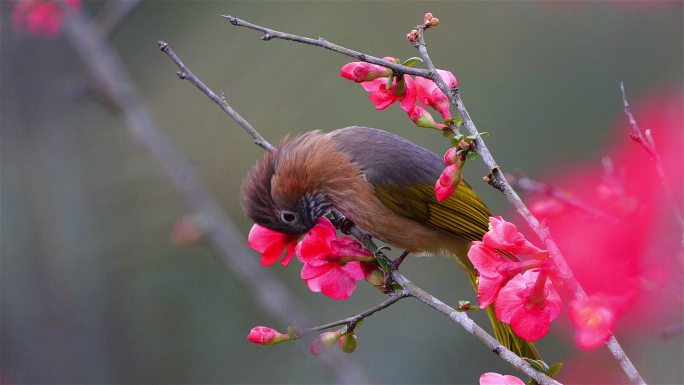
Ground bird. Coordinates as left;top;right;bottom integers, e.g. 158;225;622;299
241;125;540;360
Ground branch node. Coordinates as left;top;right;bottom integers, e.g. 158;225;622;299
176;70;187;80
261;33;273;41
158;40;169;51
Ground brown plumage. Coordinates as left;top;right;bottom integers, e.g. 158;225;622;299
241;126;540;360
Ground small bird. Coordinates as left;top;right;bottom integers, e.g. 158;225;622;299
241;126;540;360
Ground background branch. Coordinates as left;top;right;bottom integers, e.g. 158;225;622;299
60;6;369;384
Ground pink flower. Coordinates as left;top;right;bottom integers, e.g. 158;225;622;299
414;69;458;119
479;372;525;385
12;0;80;38
495;270;562;341
569;295;620;350
296;217;371;300
340;61;391;83
434;162;463;202
468;242;543;308
530;198;565;220
408;104;447;131
247;326;290;345
247;223;298;267
360;74;416;112
484;216;544;255
309;330;342;355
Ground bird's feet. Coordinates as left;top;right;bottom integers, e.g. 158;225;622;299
391;250;410;270
329;209;355;235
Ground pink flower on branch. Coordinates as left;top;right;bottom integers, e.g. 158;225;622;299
12;0;80;38
408;104;447;131
484;215;544;255
247;224;298;267
479;372;525;385
495;270;562;341
296;217;372;300
247;326;291;345
360;75;416;112
414;69;458;119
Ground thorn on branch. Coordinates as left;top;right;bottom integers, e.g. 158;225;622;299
176;70;187;79
484;167;506;192
261;33;273;41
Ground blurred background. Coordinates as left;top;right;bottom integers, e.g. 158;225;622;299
1;1;682;384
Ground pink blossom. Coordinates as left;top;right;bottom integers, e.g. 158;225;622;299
295;217;370;300
414;69;458;119
407;104;447;130
359;75;416;112
495;270;562;341
12;0;80;38
247;223;298;267
247;326;290;345
569;295;620;350
483;216;544;255
434;162;463;202
340;61;391;83
530;198;565;220
443;147;459;165
479;372;526;385
468;242;543;308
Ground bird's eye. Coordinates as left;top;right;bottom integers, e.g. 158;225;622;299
280;211;296;223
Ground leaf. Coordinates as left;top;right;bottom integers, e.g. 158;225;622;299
479;131;492;137
547;362;564;377
385;74;395;90
402;57;424;67
466;151;480;161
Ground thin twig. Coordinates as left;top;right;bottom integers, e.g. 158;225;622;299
60;6;368;384
620;82;684;240
300;291;409;336
158;41;274;152
221;15;431;79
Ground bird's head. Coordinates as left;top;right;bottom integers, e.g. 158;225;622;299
240;133;332;235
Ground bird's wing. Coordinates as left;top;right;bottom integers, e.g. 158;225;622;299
329;126;491;242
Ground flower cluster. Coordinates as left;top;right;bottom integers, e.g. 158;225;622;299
248;217;376;300
340;59;457;131
12;0;80;38
468;216;561;341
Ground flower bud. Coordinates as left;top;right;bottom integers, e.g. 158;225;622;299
443;147;459;165
407;105;447;130
309;330;342;355
247;326;291;345
338;333;358;353
340;61;391;83
424;12;433;20
429;17;440;26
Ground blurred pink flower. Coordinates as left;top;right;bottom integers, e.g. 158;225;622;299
12;0;80;38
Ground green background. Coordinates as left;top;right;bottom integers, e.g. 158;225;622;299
2;1;682;384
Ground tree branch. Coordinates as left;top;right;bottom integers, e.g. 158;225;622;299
158;41;274;152
60;6;368;384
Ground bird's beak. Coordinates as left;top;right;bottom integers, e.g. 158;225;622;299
300;192;330;231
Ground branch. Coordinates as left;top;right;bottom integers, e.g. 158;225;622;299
221;15;431;79
620;82;684;240
60;6;369;384
158;41;274;152
299;291;408;337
